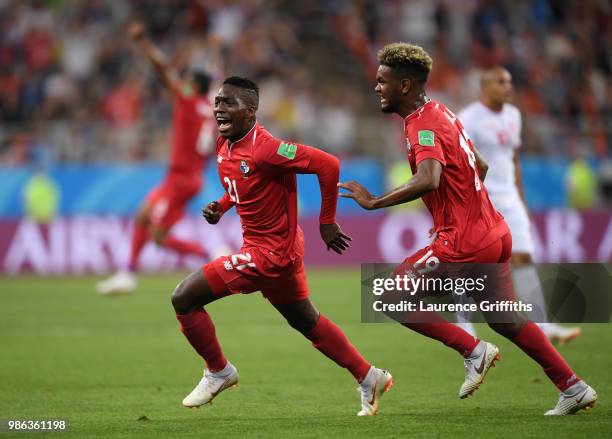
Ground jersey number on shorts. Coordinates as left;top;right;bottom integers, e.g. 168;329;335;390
414;249;440;274
224;177;240;203
231;253;255;270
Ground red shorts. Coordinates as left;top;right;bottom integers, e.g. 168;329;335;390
202;247;309;305
394;232;515;302
403;232;513;265
147;173;201;229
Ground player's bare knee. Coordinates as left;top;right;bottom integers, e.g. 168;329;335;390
152;228;167;246
275;299;319;334
135;204;151;224
135;213;148;225
171;279;191;313
488;321;525;339
172;270;218;313
289;315;318;334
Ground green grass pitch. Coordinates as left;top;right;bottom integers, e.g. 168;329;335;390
1;269;611;438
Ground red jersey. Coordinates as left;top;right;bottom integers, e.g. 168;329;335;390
169;92;215;175
404;99;508;256
216;123;331;266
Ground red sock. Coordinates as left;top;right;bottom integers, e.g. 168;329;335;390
176;309;227;372
162;235;207;258
305;314;371;382
403;311;480;357
512;321;579;391
128;221;149;271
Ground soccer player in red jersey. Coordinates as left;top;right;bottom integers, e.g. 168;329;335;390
339;43;597;415
97;22;217;295
170;76;392;416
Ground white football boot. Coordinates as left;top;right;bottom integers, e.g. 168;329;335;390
182;363;239;408
96;270;137;295
545;381;597;415
357;367;394;416
539;323;581;346
459;341;500;399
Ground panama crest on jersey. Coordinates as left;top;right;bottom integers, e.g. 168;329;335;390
240;160;250;177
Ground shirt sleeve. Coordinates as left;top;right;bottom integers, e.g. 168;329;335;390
256;138;313;172
408;127;446;167
217;192;234;213
257;138;339;224
305;148;340;224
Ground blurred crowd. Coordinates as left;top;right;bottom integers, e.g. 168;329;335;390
0;0;610;166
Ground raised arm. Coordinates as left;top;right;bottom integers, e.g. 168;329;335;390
339;158;442;210
128;21;182;96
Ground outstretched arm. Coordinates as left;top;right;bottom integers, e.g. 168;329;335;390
128;21;182;96
339;158;442;210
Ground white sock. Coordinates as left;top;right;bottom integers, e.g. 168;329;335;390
563;380;586;396
210;362;234;377
467;340;485;359
360;366;376;385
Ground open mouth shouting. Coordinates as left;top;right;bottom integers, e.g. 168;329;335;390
215;115;233;135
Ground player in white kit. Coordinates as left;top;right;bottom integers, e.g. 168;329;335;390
457;67;581;344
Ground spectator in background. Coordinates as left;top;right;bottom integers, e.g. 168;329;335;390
102;74;143;160
0;0;608;184
23;170;60;224
566;156;597;210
